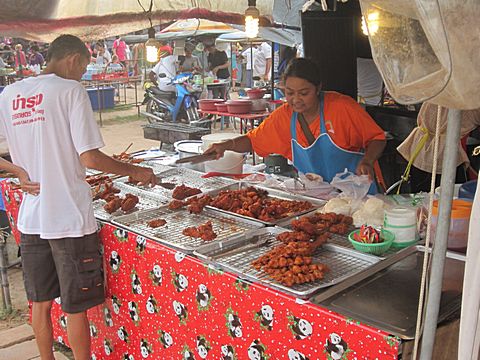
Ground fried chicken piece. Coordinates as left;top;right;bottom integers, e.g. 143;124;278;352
197;221;217;241
182;221;217;241
126;176;141;186
172;184;202;200
121;194;139;212
182;226;199;238
276;231;311;244
186;195;211;214
147;218;167;228
104;196;122;214
168;199;185;210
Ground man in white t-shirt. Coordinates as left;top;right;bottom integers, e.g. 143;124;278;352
148;54;178;92
0;35;155;360
241;46;256;88
253;42;272;81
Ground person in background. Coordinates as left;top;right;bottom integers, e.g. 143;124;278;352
29;45;45;67
148;53;178;92
132;42;145;76
206;43;229;99
204;58;386;194
105;54;124;72
277;46;297;79
241;45;255;88
3;45;15;67
0;34;155;360
112;35;127;67
253;42;272;82
178;43;200;73
94;42;111;66
397;102;480;193
157;41;173;60
14;44;27;69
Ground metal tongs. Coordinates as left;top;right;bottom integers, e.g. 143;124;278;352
292;172;306;190
211;234;270;260
175;153;217;165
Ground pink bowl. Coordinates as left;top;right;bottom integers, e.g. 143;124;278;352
215;102;229;112
199;99;224;111
226;100;252;114
246;88;266;100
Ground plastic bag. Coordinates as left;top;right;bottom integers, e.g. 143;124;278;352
331;169;371;200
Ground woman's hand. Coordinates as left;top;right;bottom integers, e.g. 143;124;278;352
16;168;40;195
356;158;375;181
203;142;229;160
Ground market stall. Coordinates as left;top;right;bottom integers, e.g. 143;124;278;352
1;160;465;359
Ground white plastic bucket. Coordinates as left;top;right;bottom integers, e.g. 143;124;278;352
384;207;419;247
201;133;245;174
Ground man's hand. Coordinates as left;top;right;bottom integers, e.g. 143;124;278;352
16;167;40;195
131;166;157;187
356;158;375;181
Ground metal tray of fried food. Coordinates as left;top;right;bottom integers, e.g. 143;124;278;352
111;205;264;253
278;210;403;258
116;167;235;199
194;227;380;299
203;183;325;226
93;182;169;222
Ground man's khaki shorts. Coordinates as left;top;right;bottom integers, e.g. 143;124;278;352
20;232;105;314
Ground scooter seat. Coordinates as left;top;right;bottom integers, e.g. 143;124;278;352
149;87;175;96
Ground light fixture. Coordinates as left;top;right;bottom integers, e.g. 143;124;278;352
245;0;260;39
145;26;160;63
361;11;380;36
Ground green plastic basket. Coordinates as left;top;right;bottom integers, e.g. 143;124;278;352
348;229;395;255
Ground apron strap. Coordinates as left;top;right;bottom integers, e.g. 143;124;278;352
319;91;326;134
290;112;298;141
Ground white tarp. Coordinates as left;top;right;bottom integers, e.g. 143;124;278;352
217;27;302;47
359;0;480;110
0;0;274;42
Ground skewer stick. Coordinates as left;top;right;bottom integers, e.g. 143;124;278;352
123;142;134;154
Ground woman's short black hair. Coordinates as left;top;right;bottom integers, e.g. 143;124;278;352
46;34;90;63
283;57;322;88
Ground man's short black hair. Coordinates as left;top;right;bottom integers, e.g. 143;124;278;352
46;34;90;63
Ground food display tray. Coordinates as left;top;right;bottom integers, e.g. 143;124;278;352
194;227;380;299
204;183;325;226
111;205;264;253
116;167;235;199
93;182;169;222
278;211;402;258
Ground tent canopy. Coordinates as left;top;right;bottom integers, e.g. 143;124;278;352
217;27;302;47
0;0;274;42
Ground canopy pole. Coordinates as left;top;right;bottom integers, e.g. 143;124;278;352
419;109;461;360
271;42;274;99
250;42;253;87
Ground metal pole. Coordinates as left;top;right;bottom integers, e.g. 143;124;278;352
0;236;12;313
270;42;274;99
250;43;253;88
419;109;462;359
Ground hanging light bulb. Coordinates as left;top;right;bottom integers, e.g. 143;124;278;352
361;11;380;36
245;0;260;39
145;27;160;63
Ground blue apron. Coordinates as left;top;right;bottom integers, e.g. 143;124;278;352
290;92;377;194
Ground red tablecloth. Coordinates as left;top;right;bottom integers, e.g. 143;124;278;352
1;180;400;360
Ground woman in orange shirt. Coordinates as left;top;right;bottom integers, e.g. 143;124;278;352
204;58;386;193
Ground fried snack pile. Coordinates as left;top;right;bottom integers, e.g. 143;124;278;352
251;212;353;287
251;239;329;287
147;218;167;228
210;187;313;222
91;180;121;201
172;184;202;200
167;195;212;214
103;193;139;214
87;174;111;187
182;221;217;241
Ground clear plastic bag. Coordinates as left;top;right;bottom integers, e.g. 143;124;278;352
331;169;371;200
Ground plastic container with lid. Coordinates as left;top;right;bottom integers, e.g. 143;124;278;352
201;133;244;174
384;207;419;247
431;199;472;253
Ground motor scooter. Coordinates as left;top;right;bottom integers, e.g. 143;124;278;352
143;72;204;124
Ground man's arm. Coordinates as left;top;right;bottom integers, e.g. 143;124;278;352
263;58;272;80
80;149;156;186
148;71;158;86
0;158;40;195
